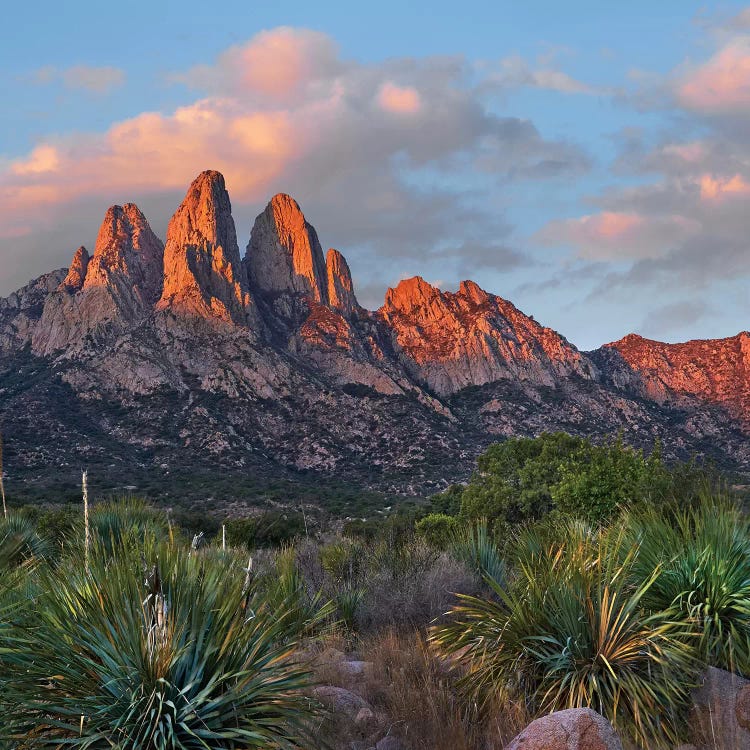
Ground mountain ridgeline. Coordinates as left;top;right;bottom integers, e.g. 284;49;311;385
1;169;749;499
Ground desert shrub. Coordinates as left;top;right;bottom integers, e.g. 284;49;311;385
170;506;221;538
551;438;671;523
416;513;459;547
625;495;750;676
357;541;479;632
341;517;383;541
460;433;589;524
352;631;527;750
2;537;317;748
432;526;696;748
225;511;306;549
429;484;464;516
459;433;676;528
291;535;480;634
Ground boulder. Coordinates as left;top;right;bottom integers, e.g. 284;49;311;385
506;708;622;750
375;737;403;750
691;666;750;749
313;686;373;721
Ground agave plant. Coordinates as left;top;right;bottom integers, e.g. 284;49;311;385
625;495;750;676
2;536;318;748
432;527;696;748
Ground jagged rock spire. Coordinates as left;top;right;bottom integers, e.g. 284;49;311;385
61;246;90;291
84;204;164;308
245;193;328;303
158;170;252;325
326;249;359;315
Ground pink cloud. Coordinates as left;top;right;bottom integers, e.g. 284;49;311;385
172;27;341;102
678;39;750;112
377;82;422;114
699;173;750;200
0;27;479;241
537;211;700;260
661;142;706;163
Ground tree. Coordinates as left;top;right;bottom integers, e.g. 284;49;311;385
460;433;587;524
551;437;671;524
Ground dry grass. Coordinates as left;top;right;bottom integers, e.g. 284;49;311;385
311;630;528;750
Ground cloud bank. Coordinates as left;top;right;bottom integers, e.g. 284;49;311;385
1;27;589;303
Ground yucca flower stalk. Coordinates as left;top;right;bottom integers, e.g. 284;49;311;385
82;469;89;570
0;431;6;519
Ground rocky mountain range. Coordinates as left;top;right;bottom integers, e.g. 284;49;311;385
1;169;749;504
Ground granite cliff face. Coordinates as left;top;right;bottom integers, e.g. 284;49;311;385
380;277;595;397
1;169;749;501
597;332;750;424
31;204;164;356
158;171;254;326
246;193;329;304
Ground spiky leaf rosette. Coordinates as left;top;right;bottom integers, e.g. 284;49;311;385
3;538;317;748
625;494;750;676
431;525;696;748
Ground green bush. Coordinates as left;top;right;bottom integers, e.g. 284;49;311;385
459;434;676;527
551;438;671;523
460;433;589;524
416;513;459;547
225;511;307;549
429;484;464;516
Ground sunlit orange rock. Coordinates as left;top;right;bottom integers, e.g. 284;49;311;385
245;193;328;303
61;246;89;291
605;332;750;422
326;248;360;315
85;203;164;306
33;204;164;354
380;276;595;396
158;170;254;326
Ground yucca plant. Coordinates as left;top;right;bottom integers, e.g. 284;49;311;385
256;546;335;639
2;536;318;748
625;495;750;676
450;520;505;584
89;497;170;555
0;514;50;569
432;527;696;748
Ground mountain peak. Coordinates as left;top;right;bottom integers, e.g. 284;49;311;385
84;202;164;306
383;276;441;313
158;170;252;325
246;193;328;303
458;279;490;304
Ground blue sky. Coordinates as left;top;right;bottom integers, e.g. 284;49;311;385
2;1;750;349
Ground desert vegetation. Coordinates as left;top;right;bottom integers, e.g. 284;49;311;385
0;434;747;748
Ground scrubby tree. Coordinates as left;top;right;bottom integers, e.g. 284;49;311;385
460;432;587;524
